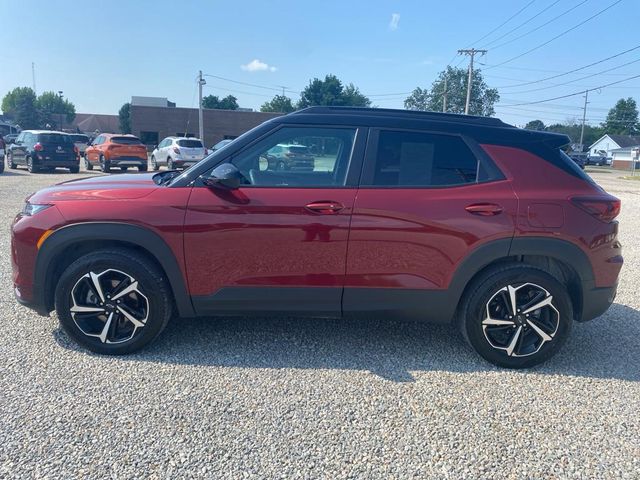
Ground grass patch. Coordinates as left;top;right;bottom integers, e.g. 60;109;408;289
620;175;640;181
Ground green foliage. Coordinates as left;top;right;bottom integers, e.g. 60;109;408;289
118;103;131;134
404;66;499;116
603;97;638;135
36;91;76;128
545;121;604;149
260;95;295;113
202;94;239;110
1;87;39;129
525;119;546;131
298;75;371;108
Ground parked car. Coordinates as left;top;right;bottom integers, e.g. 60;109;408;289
210;138;233;152
6;130;79;173
150;137;207;170
263;143;315;171
11;107;622;368
0;146;4;174
584;155;610;166
4;133;19;144
84;134;148;173
69;134;90;158
569;154;585;169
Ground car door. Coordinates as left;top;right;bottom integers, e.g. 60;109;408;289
87;135;101;164
11;132;27;164
155;138;167;164
343;128;518;319
183;125;365;317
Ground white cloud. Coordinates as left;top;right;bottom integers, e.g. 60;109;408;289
389;13;400;31
241;59;277;72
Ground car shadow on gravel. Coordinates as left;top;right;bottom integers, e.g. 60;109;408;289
53;302;640;382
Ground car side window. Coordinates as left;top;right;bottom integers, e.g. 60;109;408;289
365;130;481;187
15;133;24;143
229;126;357;187
24;133;35;146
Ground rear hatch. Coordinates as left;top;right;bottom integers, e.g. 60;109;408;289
177;139;206;161
109;136;146;158
37;133;75;161
70;134;89;152
286;145;314;168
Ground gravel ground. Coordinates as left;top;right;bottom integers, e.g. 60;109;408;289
0;166;639;479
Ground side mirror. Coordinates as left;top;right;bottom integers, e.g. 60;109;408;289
203;163;242;189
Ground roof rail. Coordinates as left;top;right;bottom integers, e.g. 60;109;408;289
292;106;512;128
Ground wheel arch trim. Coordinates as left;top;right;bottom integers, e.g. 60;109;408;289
35;222;195;317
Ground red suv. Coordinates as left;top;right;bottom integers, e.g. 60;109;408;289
11;107;622;368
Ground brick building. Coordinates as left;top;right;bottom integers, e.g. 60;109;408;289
129;103;282;148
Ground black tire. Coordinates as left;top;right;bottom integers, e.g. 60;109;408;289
167;157;174;170
151;156;159;171
0;156;4;174
84;155;93;171
120;166;128;172
139;164;148;172
27;156;39;173
459;264;572;369
276;161;286;171
69;166;80;174
8;152;17;169
55;250;173;355
100;155;110;173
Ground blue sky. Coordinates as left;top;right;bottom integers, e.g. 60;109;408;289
1;0;639;127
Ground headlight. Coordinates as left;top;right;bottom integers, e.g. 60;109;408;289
22;202;52;216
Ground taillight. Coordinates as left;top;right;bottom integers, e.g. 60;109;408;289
571;196;621;223
173;147;181;154
73;146;79;154
33;142;43;152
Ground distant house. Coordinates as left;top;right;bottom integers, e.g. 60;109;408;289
588;134;640;157
70;113;120;135
610;146;640;170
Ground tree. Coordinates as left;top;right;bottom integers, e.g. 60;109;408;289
260;95;296;113
545;121;604;149
119;103;131;134
298;74;371;108
202;94;239;110
404;66;499;116
1;87;39;129
404;87;430;111
36;91;76;129
603;97;638;135
525;119;546;131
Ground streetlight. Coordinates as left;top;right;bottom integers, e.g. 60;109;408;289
58;91;64;131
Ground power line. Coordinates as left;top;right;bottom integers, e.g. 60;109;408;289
486;0;589;51
499;72;640;106
486;0;623;69
503;57;640;94
492;44;640;88
481;0;563;49
467;0;537;46
202;73;300;94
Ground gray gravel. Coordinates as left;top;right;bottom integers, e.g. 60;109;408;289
0;166;639;479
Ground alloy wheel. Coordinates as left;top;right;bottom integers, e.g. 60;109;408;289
69;269;149;344
482;283;559;357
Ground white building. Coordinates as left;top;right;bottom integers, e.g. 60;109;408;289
610;146;640;170
589;134;640;157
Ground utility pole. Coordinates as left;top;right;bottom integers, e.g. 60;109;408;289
276;85;288;97
442;75;448;112
198;71;206;142
32;62;36;94
579;89;590;152
458;48;487;115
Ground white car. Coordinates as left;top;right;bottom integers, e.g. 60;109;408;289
150;137;207;170
69;134;90;158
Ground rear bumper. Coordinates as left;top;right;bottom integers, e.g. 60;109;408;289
36;156;78;168
110;157;147;166
579;283;617;322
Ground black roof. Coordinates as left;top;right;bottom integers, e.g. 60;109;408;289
607;134;640;148
284;107;569;147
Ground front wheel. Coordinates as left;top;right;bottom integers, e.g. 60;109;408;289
84;155;93;171
55;250;173;355
8;152;17;169
459;265;572;369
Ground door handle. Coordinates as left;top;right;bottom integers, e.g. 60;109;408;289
305;201;344;214
465;203;504;216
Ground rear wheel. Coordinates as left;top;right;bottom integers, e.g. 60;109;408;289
139;164;148;172
459;265;572;369
120;166;128;172
27;156;39;173
100;155;110;173
69;166;79;174
151;155;159;171
167;157;174;170
55;250;173;355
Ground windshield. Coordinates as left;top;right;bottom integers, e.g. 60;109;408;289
177;139;203;148
111;136;143;145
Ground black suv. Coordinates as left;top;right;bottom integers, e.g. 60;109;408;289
7;130;79;173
